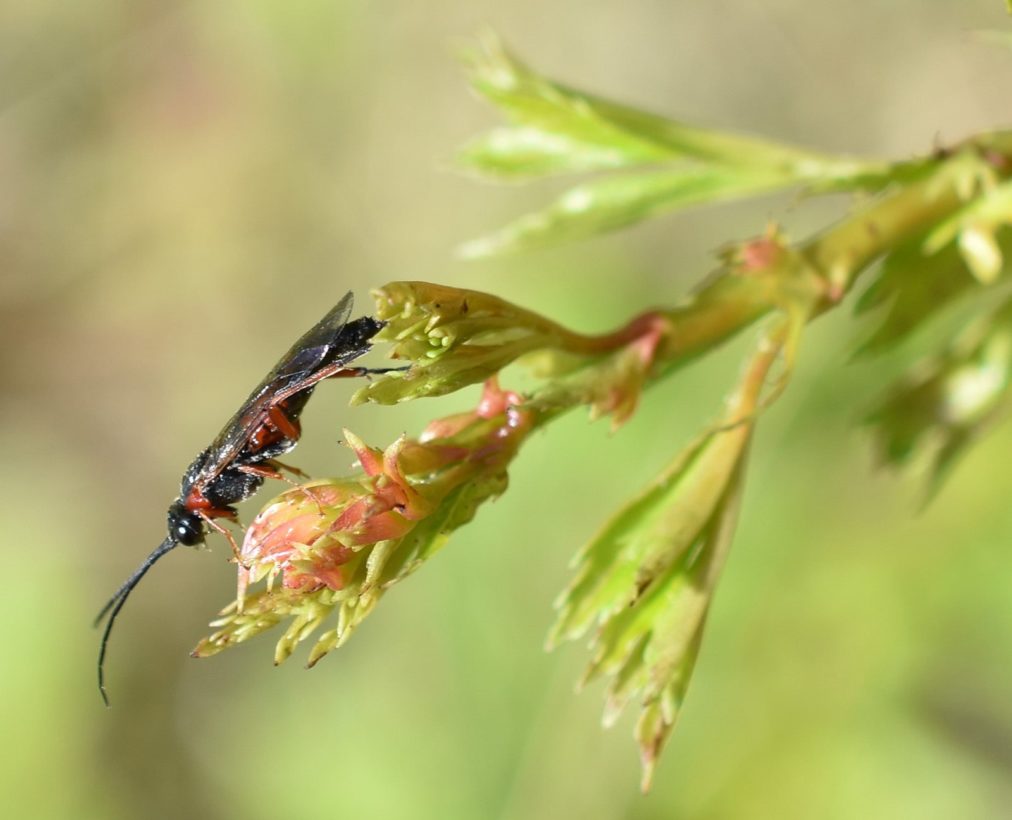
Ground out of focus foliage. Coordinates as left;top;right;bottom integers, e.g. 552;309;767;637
867;296;1012;498
6;3;1012;820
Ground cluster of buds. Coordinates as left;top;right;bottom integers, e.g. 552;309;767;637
193;378;534;665
353;281;591;404
353;280;676;407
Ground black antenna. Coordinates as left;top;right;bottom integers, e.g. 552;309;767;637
94;536;179;706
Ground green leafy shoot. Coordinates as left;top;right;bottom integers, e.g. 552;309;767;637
549;323;786;790
458;33;899;255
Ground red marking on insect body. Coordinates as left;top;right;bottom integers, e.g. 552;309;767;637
185;487;214;511
248;402;303;452
249;423;283;451
184;489;236;521
269;404;301;439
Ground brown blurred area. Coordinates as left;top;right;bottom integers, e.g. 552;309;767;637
2;2;1012;819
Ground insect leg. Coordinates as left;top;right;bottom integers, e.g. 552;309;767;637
271;459;311;480
197;510;245;564
265;405;301;440
237;461;325;516
235;460;310;482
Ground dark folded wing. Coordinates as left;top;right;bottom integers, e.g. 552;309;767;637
191;292;356;488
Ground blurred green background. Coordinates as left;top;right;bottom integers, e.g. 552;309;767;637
3;2;1012;818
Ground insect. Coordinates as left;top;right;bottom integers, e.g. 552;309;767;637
95;292;395;704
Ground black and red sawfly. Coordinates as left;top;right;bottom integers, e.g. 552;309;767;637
94;292;398;704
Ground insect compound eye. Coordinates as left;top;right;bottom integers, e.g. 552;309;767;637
167;502;205;547
175;517;204;546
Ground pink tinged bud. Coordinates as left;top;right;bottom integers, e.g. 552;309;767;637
417;379;533;471
207;373;538;666
343;430;432;521
240;484;354;563
237;483;361;598
418;378;523;441
327;495;415;547
587;316;668;429
469;404;532;462
237;427;450;600
284;541;355;591
631;321;665;365
475;377;522;418
740;239;777;270
343;428;385;476
735;228;787;273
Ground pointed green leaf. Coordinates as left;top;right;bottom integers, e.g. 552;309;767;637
558;438;747;790
463;33;884;182
548;428;734;647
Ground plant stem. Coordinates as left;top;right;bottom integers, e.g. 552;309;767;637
528;150;1010;424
